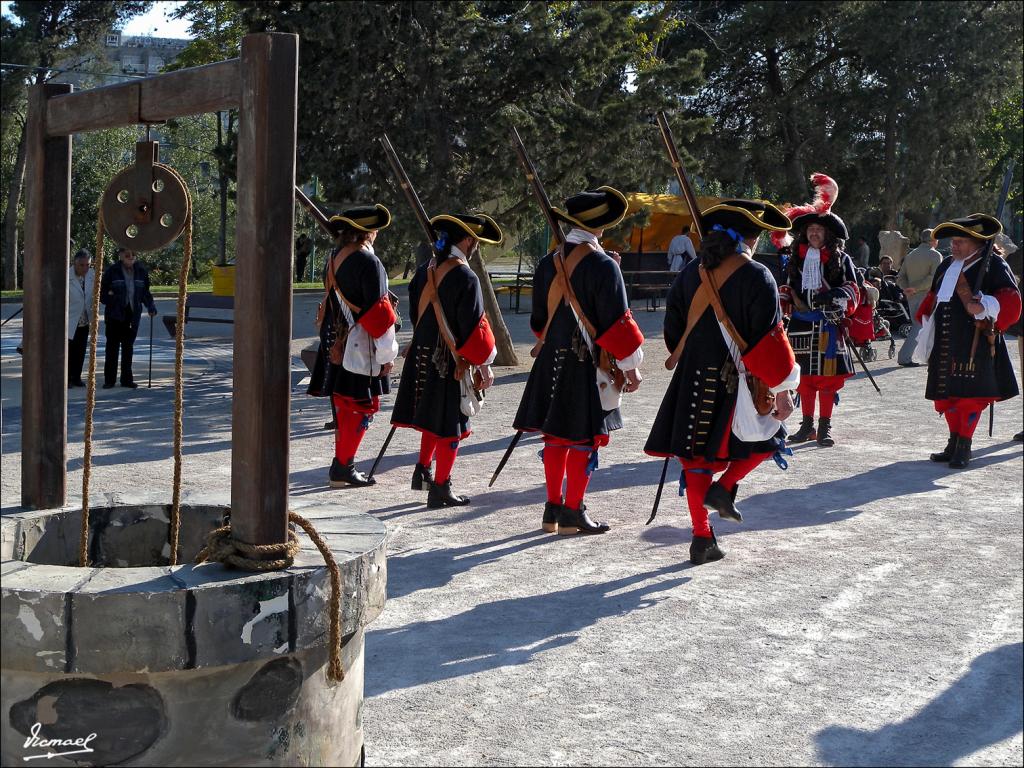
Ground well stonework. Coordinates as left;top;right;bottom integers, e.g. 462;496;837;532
0;492;386;767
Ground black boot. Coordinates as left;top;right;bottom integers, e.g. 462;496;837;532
427;478;470;508
704;481;742;523
411;462;434;491
930;433;959;462
557;503;610;535
690;526;726;565
816;417;835;447
948;436;972;469
789;416;816;444
329;458;376;488
1014;431;1023;443
542;501;561;533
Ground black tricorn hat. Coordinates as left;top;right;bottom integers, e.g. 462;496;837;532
701;199;792;238
430;213;504;245
328;204;392;234
790;210;850;240
552;186;629;230
931;213;1002;241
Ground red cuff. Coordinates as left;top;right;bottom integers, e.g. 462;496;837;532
596;310;644;359
994;286;1022;332
779;285;794;316
916;292;936;323
457;314;496;365
741;322;796;388
358;294;397;338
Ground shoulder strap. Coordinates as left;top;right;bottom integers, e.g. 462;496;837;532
666;254;749;368
702;258;750;352
327;245;362;314
537;244;593;344
416;257;464;328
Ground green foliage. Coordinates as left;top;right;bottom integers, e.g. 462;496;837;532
663;0;1023;240
241;0;708;270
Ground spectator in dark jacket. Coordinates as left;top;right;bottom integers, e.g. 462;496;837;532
100;247;157;388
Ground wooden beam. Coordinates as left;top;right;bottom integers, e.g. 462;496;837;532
22;82;72;509
231;33;299;549
46;59;240;136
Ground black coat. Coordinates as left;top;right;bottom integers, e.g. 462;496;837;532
308;247;392;403
513;248;635;444
100;262;156;324
645;259;785;461
924;255;1020;402
391;258;488;438
783;247;859;379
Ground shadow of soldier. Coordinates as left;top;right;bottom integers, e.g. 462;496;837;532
815;642;1023;766
365;563;690;696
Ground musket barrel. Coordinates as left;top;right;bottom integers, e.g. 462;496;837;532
510;127;565;246
656;111;704;241
379;133;436;246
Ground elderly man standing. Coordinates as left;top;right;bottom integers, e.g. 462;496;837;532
100;247;157;389
67;249;94;388
897;228;942;366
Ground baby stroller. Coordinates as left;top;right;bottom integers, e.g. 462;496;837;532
846;296;892;362
876;276;913;339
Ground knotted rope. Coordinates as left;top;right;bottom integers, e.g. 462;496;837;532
196;511;346;682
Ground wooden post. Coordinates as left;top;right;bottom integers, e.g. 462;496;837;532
230;33;299;548
21;82;72;509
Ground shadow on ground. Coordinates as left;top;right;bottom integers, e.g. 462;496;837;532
365;563;690;696
815;642;1024;766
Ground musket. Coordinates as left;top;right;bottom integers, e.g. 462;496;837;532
379;133;436;246
367;425;396;481
295;186;333;236
648;112;707;525
487;127;566;489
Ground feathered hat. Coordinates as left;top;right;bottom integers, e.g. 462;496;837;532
770;173;848;249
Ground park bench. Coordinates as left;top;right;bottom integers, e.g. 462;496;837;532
162;294;234;336
619;252;675;310
488;270;533;313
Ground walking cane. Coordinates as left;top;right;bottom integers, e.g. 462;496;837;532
148;314;154;388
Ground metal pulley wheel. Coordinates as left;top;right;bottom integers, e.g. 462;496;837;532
100;140;190;252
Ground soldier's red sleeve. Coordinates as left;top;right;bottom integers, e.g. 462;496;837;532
916;291;936;322
994;287;1022;332
357;294;397;338
595;309;644;359
457;314;496;366
741;322;796;389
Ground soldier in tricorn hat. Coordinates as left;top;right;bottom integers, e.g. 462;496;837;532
513;186;645;536
774;173;862;448
645;199;799;565
308;204;399;488
914;213;1021;468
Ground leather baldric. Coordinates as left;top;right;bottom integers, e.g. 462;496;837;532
536;243;595;345
666;253;748;368
325;244;363;315
417;257;470;376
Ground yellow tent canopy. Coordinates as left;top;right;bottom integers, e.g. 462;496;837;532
601;192;723;253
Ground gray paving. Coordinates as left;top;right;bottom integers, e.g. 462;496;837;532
2;294;1022;766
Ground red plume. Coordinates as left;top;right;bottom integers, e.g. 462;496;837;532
770;172;839;249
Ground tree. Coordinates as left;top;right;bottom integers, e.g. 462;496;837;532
241;1;707;364
1;0;151;289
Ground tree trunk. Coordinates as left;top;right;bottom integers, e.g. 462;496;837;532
467;246;519;367
2;121;29;289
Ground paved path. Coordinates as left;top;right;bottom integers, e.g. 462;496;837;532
2;295;1022;766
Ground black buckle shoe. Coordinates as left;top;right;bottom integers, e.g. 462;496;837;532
542;501;561;533
930;433;959;462
789;416;816;444
704;481;742;523
817;417;835;447
1015;431;1024;442
557;503;610;535
690;526;726;565
330;458;376;488
427;479;470;508
411;462;435;491
948;436;972;469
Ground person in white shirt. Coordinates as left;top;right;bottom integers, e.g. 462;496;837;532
667;229;696;272
67;249;95;388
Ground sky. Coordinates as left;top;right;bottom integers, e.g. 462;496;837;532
0;0;194;39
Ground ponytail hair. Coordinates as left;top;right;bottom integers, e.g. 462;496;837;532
699;229;745;270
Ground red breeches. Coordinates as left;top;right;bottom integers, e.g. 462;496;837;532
332;394;380;464
934;397;995;439
797;375;851;418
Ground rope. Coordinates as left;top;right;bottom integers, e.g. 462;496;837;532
196;511;346;682
166;164;192;566
80;212;106;567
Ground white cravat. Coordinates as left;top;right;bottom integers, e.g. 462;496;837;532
801;247;823;291
565;228;606;254
935;259;965;303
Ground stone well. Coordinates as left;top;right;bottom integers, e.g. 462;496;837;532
0;492;386;767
